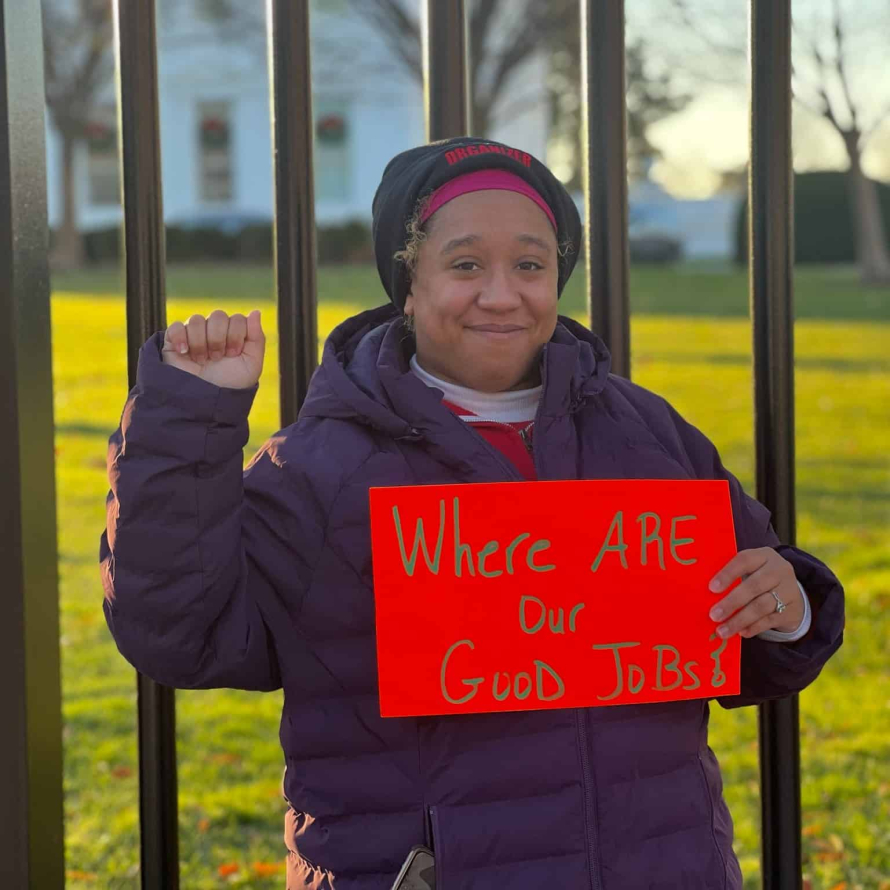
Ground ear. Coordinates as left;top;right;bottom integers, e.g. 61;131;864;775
404;290;416;317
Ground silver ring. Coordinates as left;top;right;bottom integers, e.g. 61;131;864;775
770;589;786;614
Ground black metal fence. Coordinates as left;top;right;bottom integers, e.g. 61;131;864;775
2;0;799;887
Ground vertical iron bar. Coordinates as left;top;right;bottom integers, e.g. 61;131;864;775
423;0;470;140
268;0;318;427
0;1;64;886
580;0;630;378
113;3;180;888
748;2;801;888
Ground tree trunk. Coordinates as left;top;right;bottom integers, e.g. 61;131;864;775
52;130;85;269
842;132;890;285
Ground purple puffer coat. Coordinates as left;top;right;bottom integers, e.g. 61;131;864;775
101;304;844;889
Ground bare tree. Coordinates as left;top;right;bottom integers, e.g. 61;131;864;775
42;0;114;268
158;0;267;56
349;1;693;191
547;21;693;191
347;0;576;136
665;0;890;284
791;0;890;282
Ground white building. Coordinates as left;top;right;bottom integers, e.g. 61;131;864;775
628;162;742;261
45;1;550;235
45;2;742;260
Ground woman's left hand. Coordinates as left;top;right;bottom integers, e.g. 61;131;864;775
708;547;803;638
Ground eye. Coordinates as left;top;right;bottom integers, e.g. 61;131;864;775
453;261;480;272
518;261;544;271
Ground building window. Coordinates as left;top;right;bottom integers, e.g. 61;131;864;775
314;102;351;201
85;108;120;206
198;100;233;203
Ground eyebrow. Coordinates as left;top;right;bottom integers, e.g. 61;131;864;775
439;233;552;255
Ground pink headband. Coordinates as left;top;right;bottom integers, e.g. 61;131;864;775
419;169;557;231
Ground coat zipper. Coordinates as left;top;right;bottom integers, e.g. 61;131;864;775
461;416;535;455
438;359;603;885
428;806;443;885
425;804;435;851
575;711;603;890
531;377;600;890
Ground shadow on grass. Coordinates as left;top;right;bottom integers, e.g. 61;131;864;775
57;422;115;437
635;353;890;373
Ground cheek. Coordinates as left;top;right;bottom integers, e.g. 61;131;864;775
531;289;559;329
416;281;476;325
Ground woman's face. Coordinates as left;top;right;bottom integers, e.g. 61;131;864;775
404;189;560;393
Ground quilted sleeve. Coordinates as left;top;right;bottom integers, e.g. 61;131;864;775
99;332;319;691
661;404;845;709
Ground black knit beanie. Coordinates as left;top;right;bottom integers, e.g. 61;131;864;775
371;136;583;310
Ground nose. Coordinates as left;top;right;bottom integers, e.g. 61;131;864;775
475;263;523;313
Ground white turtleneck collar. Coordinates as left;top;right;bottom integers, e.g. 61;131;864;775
409;355;541;422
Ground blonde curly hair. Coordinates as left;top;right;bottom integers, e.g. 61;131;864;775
392;194;433;279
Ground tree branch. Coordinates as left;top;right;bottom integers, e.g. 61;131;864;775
831;0;859;131
468;0;499;96
668;0;746;59
347;0;421;83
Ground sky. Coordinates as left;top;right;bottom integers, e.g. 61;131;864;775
624;0;890;198
649;87;890;198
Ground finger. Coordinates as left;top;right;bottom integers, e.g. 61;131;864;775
245;309;264;344
163;320;189;355
225;313;247;356
739;613;778;639
715;590;778;639
709;561;783;624
205;309;230;360
186;314;208;364
709;547;772;594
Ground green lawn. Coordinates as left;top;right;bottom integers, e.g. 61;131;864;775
53;263;889;889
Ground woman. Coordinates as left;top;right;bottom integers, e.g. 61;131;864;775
101;136;844;889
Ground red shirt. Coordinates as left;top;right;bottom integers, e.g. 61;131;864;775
442;399;538;481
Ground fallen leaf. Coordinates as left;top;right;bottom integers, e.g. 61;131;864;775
211;752;241;765
252;861;285;876
217;862;239;877
829;883;847;890
197;818;210;833
802;823;824;837
828;833;845;852
66;871;98;881
111;765;132;779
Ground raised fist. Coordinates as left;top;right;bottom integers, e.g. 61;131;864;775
161;309;265;390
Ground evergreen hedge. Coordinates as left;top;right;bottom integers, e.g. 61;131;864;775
734;170;890;264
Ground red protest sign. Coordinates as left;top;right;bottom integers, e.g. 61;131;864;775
369;480;740;718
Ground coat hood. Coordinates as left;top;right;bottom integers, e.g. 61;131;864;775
298;303;613;439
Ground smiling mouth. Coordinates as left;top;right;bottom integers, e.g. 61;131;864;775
468;324;526;334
